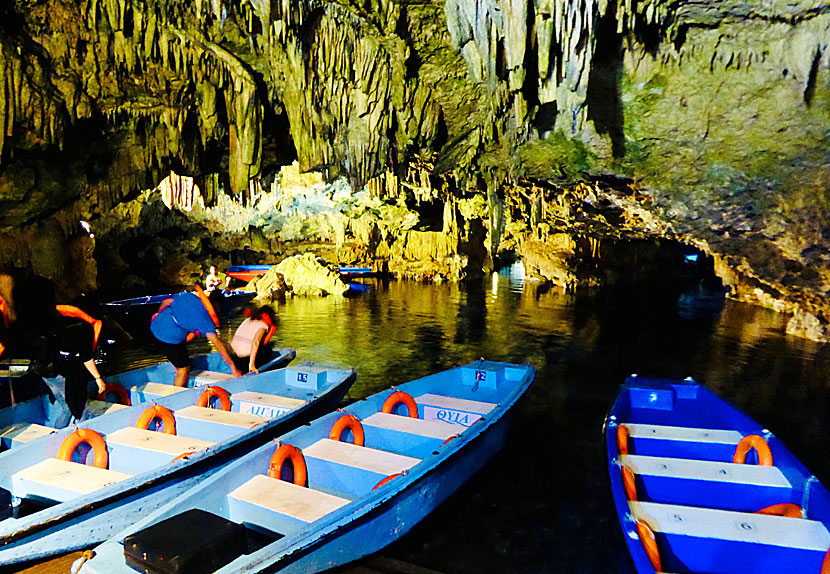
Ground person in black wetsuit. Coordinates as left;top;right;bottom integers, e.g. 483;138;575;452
12;276;107;421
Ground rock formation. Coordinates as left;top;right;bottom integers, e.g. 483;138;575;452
0;0;829;339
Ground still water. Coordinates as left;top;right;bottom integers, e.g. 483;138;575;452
100;265;830;573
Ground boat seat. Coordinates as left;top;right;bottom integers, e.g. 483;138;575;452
12;458;132;502
361;412;459;458
630;500;830;574
85;400;130;417
190;370;233;387
130;382;186;403
303;438;420;497
232;391;305;419
621;454;794;512
174;406;268;442
621;423;744;461
0;422;55;449
228;474;350;534
106;428;215;474
413;393;496;427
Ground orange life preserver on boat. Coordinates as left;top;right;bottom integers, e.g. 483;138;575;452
56;304;102;351
622;466;638;501
196;385;231;411
733;434;773;466
57;428;109;469
635;519;662;573
381;391;418;418
136;405;177;435
822;547;830;574
756;503;803;518
96;382;131;406
267;444;307;486
0;297;9;329
329;414;364;446
372;473;402;490
616;424;630;456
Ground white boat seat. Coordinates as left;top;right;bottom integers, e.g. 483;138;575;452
85;400;130;417
621;454;790;488
190;370;233;387
413;393;496;426
0;422;55;448
175;405;268;428
229;474;349;523
362;412;459;440
232;391;305;418
624;423;743;445
631;500;830;550
304;438;420;476
12;458;132;500
107;427;214;455
130;382;186;397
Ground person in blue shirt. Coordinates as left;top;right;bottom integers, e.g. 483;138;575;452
150;289;242;387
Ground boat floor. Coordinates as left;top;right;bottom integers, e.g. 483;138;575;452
0;551;450;574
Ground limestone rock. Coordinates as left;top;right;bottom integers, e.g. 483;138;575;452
273;253;349;296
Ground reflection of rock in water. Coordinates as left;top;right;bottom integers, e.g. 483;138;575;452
676;282;727;321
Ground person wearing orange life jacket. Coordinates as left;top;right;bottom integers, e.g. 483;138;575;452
12;276;107;421
150;285;242;387
230;305;278;374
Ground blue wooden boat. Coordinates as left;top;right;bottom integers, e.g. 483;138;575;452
0;362;355;565
77;360;535;574
605;375;830;574
102;289;256;316
0;348;296;449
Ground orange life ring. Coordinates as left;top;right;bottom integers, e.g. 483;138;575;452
96;382;131;406
381;391;418;418
822;547;830;574
636;519;662;573
616;424;630;456
57;428;109;469
622;466;638;501
372;473;402;490
196;385;231;411
329;414;365;446
756;503;803;519
267;444;307;486
733;434;773;466
136;405;177;435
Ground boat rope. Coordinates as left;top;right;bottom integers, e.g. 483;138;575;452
70;550;95;574
802;475;819;515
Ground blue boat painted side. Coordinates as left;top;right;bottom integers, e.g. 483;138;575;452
0;348;296;442
79;360;536;574
606;375;830;574
0;362;355;565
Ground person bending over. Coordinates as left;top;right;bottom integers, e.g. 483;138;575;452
151;287;242;386
231;305;278;374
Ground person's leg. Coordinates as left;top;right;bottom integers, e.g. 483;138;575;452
174;365;190;387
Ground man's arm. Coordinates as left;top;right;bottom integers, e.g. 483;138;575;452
206;332;243;377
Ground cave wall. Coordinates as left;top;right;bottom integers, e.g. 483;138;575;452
0;0;829;337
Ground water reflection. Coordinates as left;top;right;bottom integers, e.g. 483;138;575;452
99;267;830;573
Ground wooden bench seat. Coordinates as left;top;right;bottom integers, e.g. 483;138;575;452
232;391;305;419
107;427;214;455
230;474;349;523
621;453;793;512
13;458;132;501
413;393;496;427
304;439;420;476
362;412;459;440
0;422;55;448
620;423;744;461
190;370;233;387
175;406;267;428
130;382;185;403
85;400;130;417
630;500;830;574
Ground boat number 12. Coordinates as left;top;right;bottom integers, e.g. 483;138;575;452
472;370;486;392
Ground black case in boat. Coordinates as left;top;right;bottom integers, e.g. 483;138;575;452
123;509;247;574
